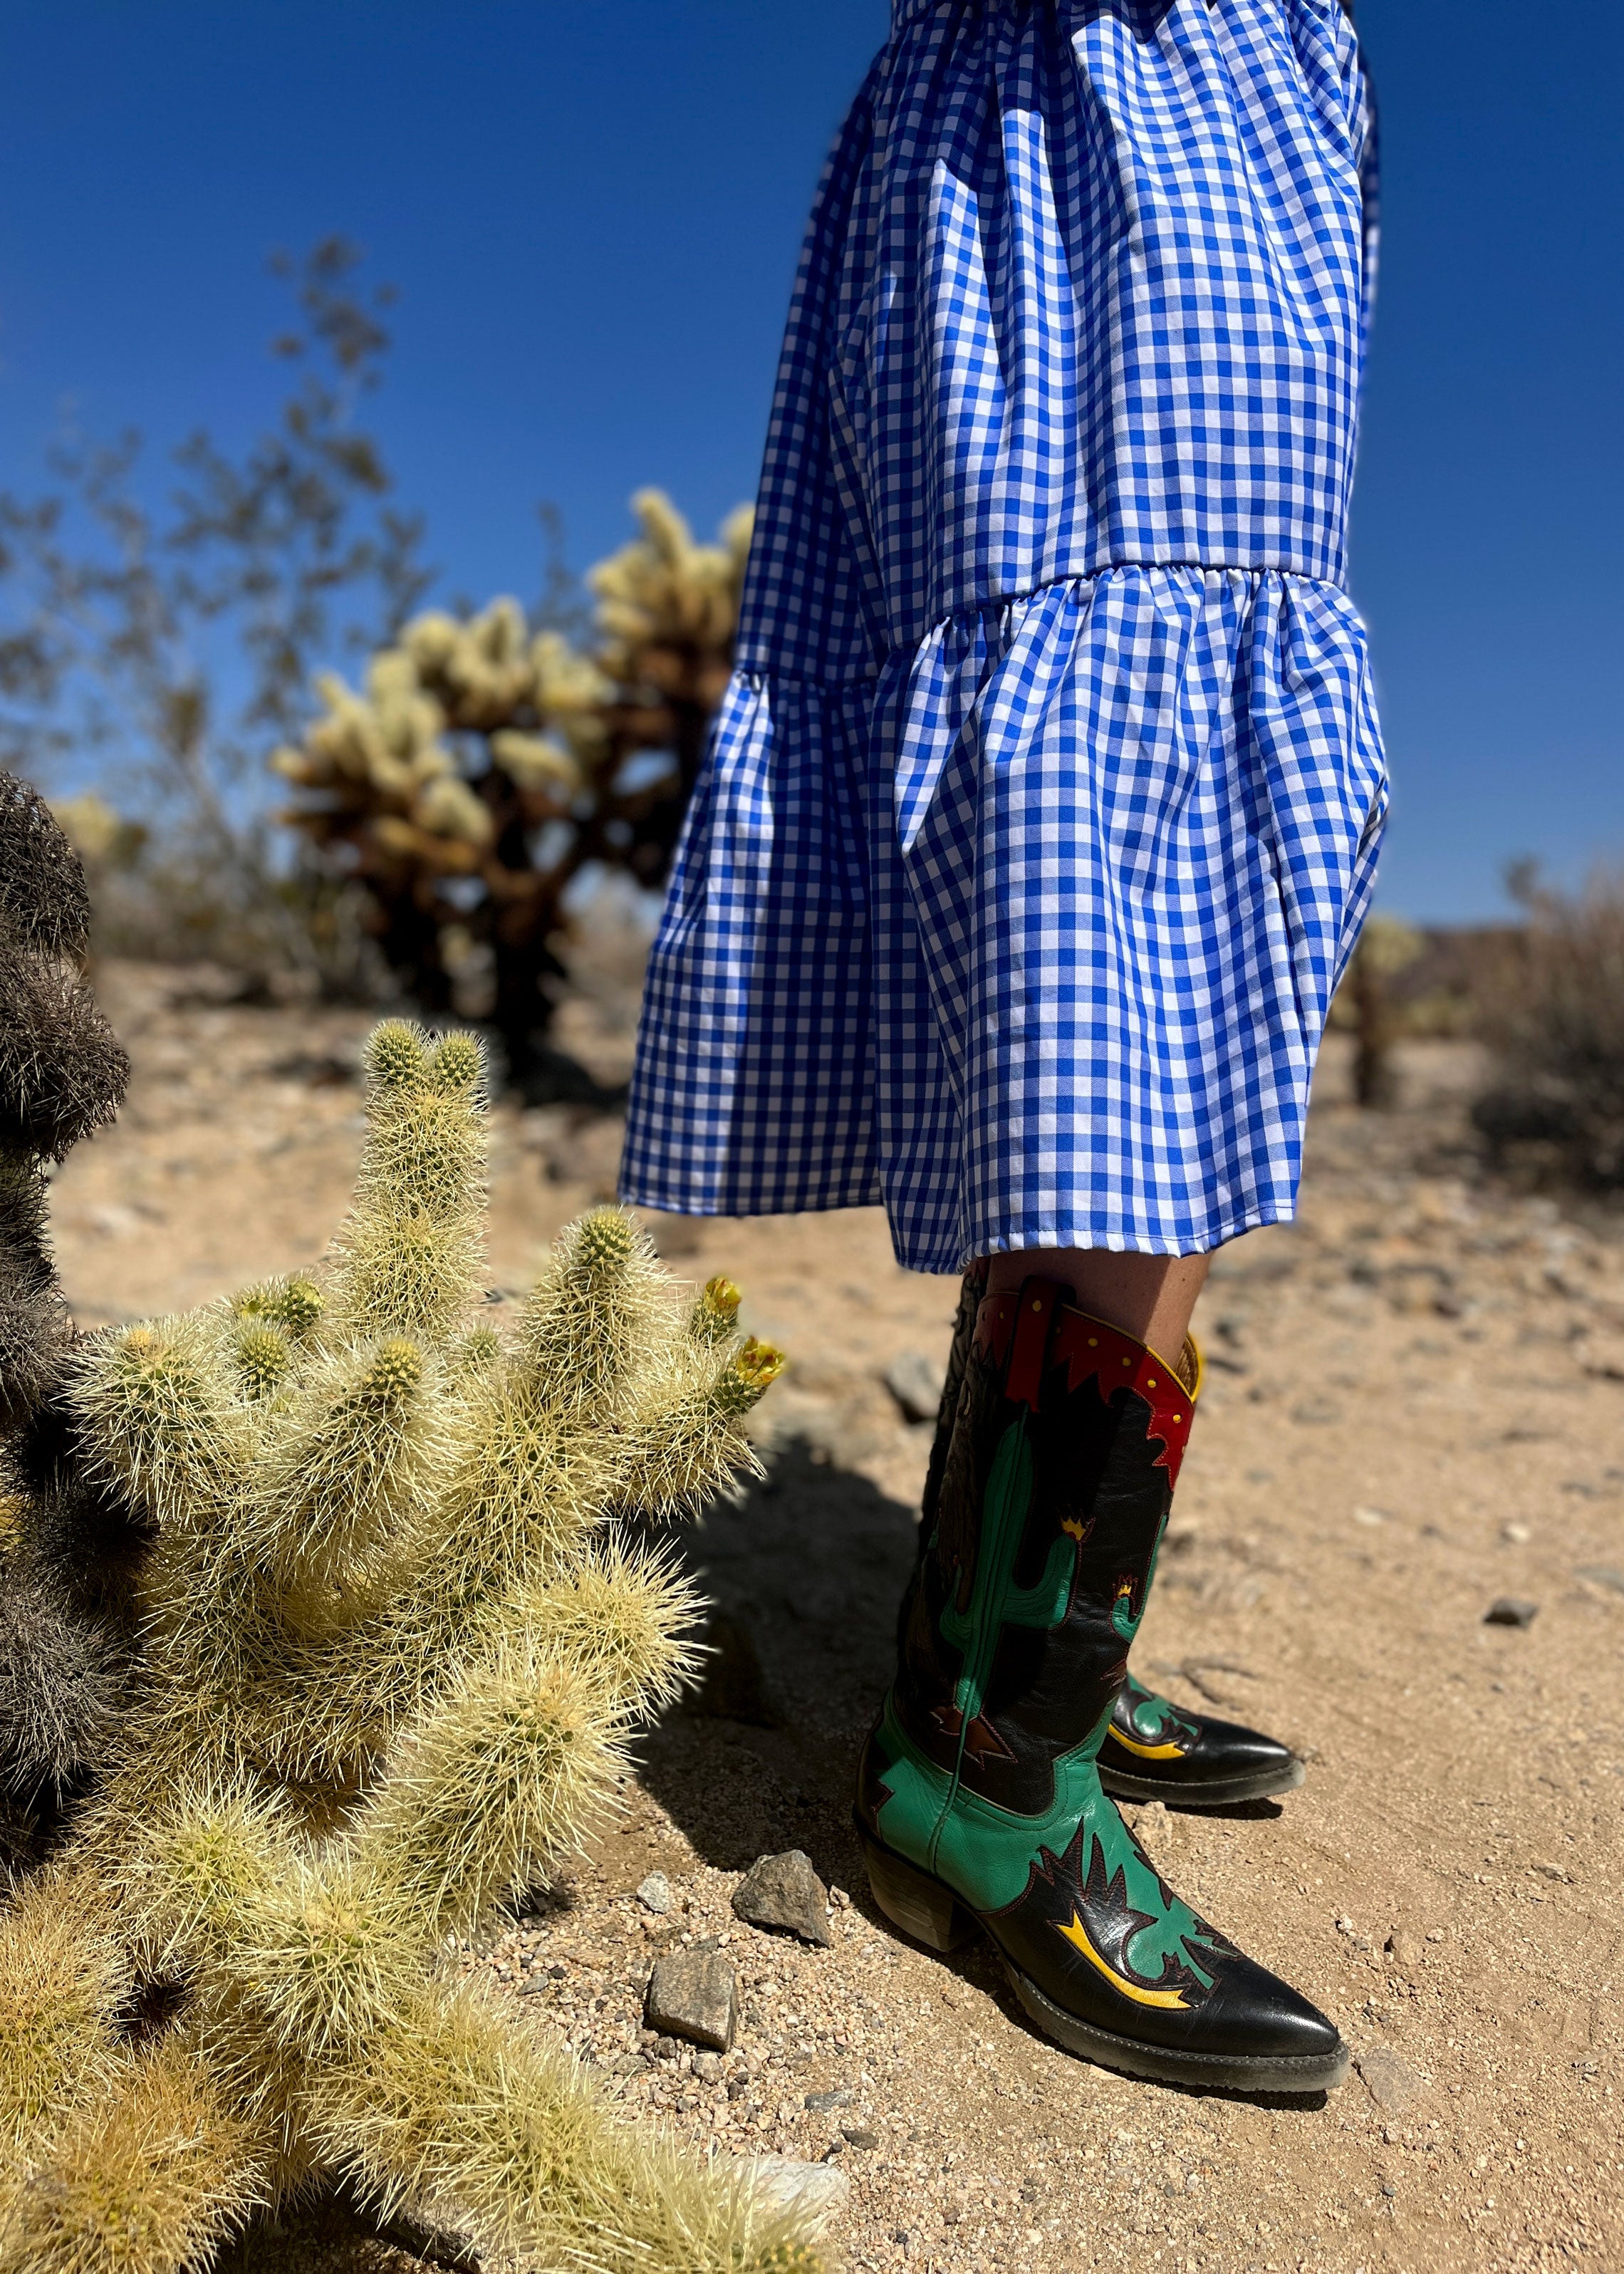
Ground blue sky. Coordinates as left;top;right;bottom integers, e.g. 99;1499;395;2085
1;1;1619;922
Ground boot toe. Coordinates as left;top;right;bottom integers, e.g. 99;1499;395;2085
1205;1953;1345;2070
1191;1718;1296;1781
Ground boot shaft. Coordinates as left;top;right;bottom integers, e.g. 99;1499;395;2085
894;1278;1196;1814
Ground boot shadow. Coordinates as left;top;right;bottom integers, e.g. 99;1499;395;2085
635;1435;919;1879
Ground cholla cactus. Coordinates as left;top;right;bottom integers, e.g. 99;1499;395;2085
271;491;752;1087
0;1019;808;2274
0;774;135;1865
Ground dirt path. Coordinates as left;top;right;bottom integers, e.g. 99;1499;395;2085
48;967;1623;2273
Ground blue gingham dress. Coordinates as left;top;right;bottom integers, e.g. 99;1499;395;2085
621;0;1385;1272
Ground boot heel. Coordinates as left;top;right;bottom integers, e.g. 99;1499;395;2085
860;1832;976;1952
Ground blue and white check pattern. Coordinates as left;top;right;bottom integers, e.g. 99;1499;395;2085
623;0;1386;1272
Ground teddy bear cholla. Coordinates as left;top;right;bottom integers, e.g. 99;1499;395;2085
0;998;820;2274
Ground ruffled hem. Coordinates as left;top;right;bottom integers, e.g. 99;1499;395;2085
622;563;1385;1276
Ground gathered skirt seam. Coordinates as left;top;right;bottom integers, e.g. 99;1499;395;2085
738;562;1351;691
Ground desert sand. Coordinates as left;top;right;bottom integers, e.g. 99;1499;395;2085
46;962;1623;2274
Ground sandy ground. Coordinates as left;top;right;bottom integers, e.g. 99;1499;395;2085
46;963;1624;2274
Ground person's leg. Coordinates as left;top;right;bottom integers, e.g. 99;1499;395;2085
984;1249;1209;1364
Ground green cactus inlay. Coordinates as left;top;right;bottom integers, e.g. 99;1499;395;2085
937;1417;1076;1745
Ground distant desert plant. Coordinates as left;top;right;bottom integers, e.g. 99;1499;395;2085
0;772;137;1874
1335;913;1425;1109
0;242;431;994
271;490;751;1088
0;1014;813;2273
1472;865;1624;1187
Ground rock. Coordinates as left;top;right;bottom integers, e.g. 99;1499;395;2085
1354;2046;1425;2114
644;1949;739;2053
1352;1505;1391;1528
804;2087;852;2113
842;2127;879;2149
635;1871;672;1914
885;1349;946;1425
688;1611;780;1726
693;2050;723;2082
732;1849;833;1947
1385;1931;1422;1968
736;2153;852;2227
1576;1563;1624;1594
1501;1521;1531;1544
1484;1597;1539;1628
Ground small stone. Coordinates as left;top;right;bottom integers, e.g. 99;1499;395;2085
842;2126;879;2149
1425;1928;1446;1943
1576;1564;1624;1594
804;2087;853;2113
1385;1932;1422;1968
732;1850;833;1947
1355;2046;1425;2114
1484;1597;1539;1628
645;1951;739;2054
885;1349;947;1425
1501;1521;1531;1544
689;1611;780;1726
636;1871;672;1914
736;2152;852;2227
1352;1505;1391;1527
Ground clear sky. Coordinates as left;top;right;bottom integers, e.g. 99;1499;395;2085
1;1;1618;922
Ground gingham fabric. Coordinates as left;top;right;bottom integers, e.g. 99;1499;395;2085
621;0;1386;1272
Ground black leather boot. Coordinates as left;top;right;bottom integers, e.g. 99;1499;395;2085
857;1277;1346;2093
920;1265;1304;1809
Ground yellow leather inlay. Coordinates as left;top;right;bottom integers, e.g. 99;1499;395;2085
1054;1912;1190;2009
1110;1728;1189;1762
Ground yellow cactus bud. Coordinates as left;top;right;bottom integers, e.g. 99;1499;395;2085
689;1274;742;1346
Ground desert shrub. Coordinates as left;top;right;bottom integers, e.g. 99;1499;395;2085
1328;914;1425;1109
0;242;431;997
1471;868;1624;1187
271;491;750;1089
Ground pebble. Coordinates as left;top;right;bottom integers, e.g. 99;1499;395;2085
804;2087;852;2113
1484;1597;1539;1628
636;1871;672;1914
1354;2046;1425;2114
732;1849;833;1948
737;2152;853;2226
884;1348;946;1425
644;1948;739;2052
1576;1563;1624;1594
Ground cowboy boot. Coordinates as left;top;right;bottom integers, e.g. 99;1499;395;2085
918;1267;1303;1809
857;1276;1346;2092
